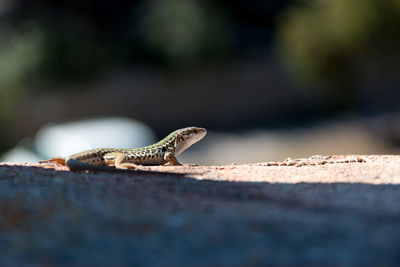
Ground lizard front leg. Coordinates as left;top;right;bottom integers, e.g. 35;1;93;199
104;152;140;170
164;151;182;166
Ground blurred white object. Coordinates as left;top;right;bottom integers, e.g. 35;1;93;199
36;117;156;159
1;147;41;163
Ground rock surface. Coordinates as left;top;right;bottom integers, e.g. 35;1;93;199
1;155;400;265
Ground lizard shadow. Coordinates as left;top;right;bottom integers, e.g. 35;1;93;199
1;164;399;211
2;164;400;220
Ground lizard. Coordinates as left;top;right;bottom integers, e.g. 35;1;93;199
40;126;207;171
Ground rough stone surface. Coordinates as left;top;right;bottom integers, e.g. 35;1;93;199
1;155;400;265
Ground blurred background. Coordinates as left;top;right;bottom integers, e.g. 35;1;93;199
0;0;400;165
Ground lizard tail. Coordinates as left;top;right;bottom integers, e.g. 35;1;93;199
39;157;66;165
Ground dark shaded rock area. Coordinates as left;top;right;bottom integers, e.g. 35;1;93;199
1;155;400;265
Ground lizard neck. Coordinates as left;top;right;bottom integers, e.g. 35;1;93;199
151;130;192;156
145;130;178;152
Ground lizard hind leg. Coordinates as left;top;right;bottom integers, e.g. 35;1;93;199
104;152;140;170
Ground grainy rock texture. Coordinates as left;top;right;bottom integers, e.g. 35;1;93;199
1;155;400;265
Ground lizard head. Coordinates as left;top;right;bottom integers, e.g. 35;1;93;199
174;127;207;155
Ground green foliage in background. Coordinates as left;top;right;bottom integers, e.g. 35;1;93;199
277;0;400;102
0;1;232;151
0;26;45;149
0;0;230;92
0;24;109;149
139;0;230;66
0;24;108;94
0;27;44;90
